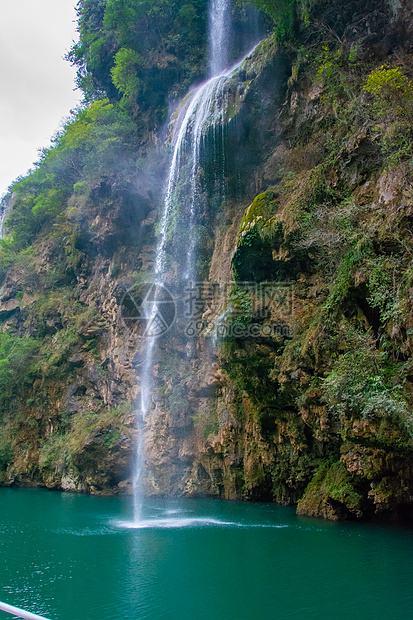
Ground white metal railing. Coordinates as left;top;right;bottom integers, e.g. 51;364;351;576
0;601;51;620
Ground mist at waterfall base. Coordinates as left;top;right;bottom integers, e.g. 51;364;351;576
131;0;264;522
0;488;412;620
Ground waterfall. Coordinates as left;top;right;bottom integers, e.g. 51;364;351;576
0;196;11;240
208;0;231;77
165;71;232;285
0;211;5;240
132;0;252;522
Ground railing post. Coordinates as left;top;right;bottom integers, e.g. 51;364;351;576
0;601;51;620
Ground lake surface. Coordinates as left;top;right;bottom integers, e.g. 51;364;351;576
0;488;412;620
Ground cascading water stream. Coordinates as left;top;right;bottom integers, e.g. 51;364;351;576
0;199;10;240
208;0;231;77
132;0;255;522
166;69;234;284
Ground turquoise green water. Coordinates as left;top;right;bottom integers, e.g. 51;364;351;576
0;489;412;620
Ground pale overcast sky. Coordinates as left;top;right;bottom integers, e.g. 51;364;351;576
0;1;82;198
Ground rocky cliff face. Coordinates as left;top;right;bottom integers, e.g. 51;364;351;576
1;0;413;522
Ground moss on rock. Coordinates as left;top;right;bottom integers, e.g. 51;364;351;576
297;461;364;520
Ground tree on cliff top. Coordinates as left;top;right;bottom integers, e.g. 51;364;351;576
68;0;208;119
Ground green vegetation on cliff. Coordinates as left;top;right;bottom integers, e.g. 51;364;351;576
212;0;413;519
69;0;208;116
